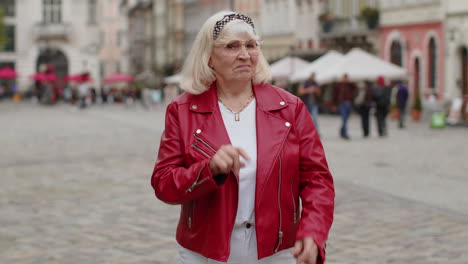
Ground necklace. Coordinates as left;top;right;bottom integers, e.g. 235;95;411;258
218;93;254;121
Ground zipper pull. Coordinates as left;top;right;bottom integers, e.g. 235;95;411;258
274;231;283;252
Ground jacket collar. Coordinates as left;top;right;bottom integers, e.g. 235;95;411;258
189;82;288;113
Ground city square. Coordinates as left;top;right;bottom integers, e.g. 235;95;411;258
0;101;467;264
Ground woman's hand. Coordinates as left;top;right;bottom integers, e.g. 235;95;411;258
209;145;250;176
292;237;318;264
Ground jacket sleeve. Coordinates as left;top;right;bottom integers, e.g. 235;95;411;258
294;99;335;264
151;102;222;205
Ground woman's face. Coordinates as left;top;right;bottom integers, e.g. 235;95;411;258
209;32;259;84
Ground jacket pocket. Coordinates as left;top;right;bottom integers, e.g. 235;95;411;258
187;200;195;229
291;172;298;224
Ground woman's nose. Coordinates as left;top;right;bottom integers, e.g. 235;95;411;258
238;45;250;57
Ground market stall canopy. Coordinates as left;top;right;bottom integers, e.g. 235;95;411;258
103;73;134;83
317;48;408;84
0;67;18;79
269;56;309;81
164;73;181;84
30;72;58;82
64;73;93;83
291;50;344;82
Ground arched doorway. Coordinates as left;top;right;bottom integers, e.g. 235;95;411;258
414;57;421;100
36;48;69;80
390;40;403;66
427;38;437;90
461;47;468;97
461;47;468;121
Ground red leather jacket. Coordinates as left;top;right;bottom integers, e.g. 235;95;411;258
151;82;334;263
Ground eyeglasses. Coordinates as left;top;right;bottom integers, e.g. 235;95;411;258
214;40;260;56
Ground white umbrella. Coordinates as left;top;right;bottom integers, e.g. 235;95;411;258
164;73;181;84
269;56;309;81
291;50;344;82
317;48;408;84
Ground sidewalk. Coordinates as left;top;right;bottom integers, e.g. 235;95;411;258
0;102;467;263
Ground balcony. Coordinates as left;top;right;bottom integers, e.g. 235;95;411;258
33;23;71;41
320;17;378;38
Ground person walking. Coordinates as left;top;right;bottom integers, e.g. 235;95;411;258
151;11;334;264
355;81;373;138
373;76;392;137
298;73;321;134
333;74;356;140
396;80;409;128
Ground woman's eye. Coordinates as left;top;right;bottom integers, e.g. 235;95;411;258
226;44;240;49
246;43;256;49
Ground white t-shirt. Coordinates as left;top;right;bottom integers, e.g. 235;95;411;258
219;98;257;225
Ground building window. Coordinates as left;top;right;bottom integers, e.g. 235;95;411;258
100;62;105;78
390;40;402;67
297;40;302;51
0;25;15;52
334;0;343;17
42;0;62;24
308;39;313;49
116;30;121;47
0;0;15;17
428;37;437;89
115;62;121;73
88;0;97;25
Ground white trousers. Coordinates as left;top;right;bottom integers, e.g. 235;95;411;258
178;224;295;264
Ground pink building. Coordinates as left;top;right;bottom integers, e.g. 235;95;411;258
380;1;444;103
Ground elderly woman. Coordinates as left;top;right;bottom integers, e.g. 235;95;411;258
151;11;334;264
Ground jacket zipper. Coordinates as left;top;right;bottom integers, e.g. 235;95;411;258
291;173;297;224
193;134;217;154
188;201;195;229
274;154;283;253
186;164;207;193
191;144;210;158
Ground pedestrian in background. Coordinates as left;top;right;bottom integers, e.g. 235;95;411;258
373;76;392;137
151;11;334;264
298;73;321;134
333;73;356;140
396;80;409;128
355;80;373;138
77;81;89;109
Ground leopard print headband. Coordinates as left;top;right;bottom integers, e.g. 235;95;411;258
213;13;256;40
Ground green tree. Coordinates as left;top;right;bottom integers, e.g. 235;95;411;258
0;8;6;51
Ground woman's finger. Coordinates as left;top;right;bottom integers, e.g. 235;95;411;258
292;240;303;258
236;147;251;161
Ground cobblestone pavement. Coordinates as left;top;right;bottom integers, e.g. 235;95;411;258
1;101;467;264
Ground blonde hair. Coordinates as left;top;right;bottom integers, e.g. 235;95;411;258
180;11;271;94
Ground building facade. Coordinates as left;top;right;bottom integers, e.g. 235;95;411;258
380;0;444;106
319;0;380;54
444;0;468;121
260;0;296;62
0;0;101;91
99;0;127;79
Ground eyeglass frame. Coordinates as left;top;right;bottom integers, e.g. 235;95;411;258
213;39;262;56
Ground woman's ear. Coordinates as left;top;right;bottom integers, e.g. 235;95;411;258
208;58;213;69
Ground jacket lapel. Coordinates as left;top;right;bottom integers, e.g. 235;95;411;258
254;83;291;200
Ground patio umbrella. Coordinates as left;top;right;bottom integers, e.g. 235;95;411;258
291;50;344;82
269;56;309;81
164;73;181;84
0;67;18;79
103;73;134;83
317;48;408;84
